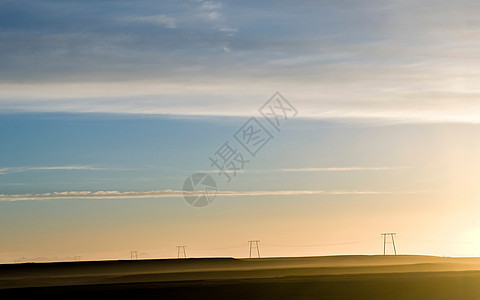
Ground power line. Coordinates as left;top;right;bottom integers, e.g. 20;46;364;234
263;239;375;248
404;237;480;245
190;244;245;251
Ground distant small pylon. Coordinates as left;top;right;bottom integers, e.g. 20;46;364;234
248;240;261;258
381;233;397;255
130;250;139;260
177;246;187;259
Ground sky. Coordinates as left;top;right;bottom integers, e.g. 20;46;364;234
1;0;480;262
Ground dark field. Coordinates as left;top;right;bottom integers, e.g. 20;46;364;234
2;255;480;299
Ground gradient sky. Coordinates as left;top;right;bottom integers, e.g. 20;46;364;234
1;0;480;263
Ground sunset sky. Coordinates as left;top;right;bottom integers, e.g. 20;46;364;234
1;0;480;262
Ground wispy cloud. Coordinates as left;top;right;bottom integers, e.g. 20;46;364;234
218;26;237;33
201;166;413;174
275;167;413;172
0;1;479;123
206;11;222;21
0;189;432;201
120;14;177;28
201;1;223;10
0;165;107;175
198;0;224;21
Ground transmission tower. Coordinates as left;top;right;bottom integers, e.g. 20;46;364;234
381;233;397;255
177;246;187;259
248;240;261;258
130;250;139;260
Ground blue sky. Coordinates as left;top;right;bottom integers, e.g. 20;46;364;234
1;0;480;262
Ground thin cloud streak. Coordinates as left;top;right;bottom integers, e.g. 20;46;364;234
201;166;414;174
120;14;178;29
274;167;413;172
2;80;479;123
0;165;108;175
0;189;433;201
